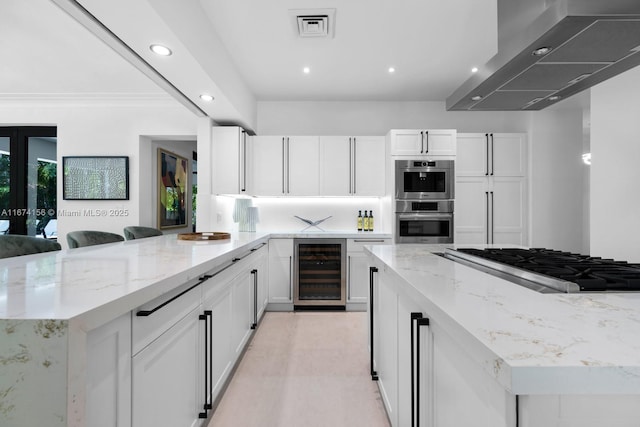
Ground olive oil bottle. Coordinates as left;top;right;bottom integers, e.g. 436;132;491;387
363;210;370;232
369;210;374;232
357;210;363;231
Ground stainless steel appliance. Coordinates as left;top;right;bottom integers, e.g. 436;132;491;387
442;247;640;293
395;159;455;200
294;238;346;308
395;200;454;244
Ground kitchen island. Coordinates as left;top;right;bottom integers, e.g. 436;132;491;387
0;230;390;427
366;244;640;427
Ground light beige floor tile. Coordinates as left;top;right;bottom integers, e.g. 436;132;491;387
208;312;390;427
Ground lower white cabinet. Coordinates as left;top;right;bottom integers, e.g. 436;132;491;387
86;312;132;427
132;306;203;427
231;268;254;356
347;238;390;310
268;238;293;309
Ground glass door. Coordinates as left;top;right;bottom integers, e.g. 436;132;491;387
0;127;57;237
294;239;346;306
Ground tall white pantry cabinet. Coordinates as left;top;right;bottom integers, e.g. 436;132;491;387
455;133;528;245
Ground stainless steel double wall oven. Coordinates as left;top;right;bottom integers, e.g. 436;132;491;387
394;159;455;243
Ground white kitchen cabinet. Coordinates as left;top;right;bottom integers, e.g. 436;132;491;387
455;176;527;245
455;132;527;245
320;136;386;196
250;135;319;196
86;313;132;427
212;126;249;194
231;268;254;357
456;133;526;177
132;305;203;427
372;263;515;427
388;129;456;157
268;238;293;310
347;238;390;310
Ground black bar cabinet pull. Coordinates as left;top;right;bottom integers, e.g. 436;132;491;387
485;191;490;245
369;266;379;381
490;133;495;176
136;276;209;317
490;191;495;245
485;133;490;176
420;131;424;153
198;310;212;418
411;312;430;427
425;131;429;153
251;269;258;329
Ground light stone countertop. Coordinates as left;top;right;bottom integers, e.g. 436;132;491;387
366;243;640;395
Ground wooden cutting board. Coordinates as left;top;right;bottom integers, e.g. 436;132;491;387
177;232;231;241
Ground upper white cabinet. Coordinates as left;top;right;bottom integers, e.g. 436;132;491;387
456;133;526;177
212;126;249;194
388;129;456;156
320;136;385;196
251;136;319;196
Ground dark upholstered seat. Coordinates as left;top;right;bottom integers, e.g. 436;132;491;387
0;235;62;259
123;226;163;240
66;230;124;249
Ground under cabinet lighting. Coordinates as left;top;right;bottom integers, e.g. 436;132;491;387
149;44;172;56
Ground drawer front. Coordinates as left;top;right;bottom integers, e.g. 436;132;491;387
132;278;202;355
347;238;391;253
269;238;293;257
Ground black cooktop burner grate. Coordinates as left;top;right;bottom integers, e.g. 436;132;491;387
455;248;640;291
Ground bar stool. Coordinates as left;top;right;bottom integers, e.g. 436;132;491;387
0;235;62;259
123;226;163;240
66;230;124;248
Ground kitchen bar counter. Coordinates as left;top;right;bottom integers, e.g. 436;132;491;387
366;243;640;395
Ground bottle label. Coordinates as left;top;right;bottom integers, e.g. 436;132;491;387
363;217;369;231
357;217;363;231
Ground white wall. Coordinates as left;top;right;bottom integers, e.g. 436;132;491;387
0;97;198;248
590;65;640;262
529;109;585;253
256;101;533;135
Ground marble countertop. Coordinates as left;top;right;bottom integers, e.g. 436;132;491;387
366;244;640;395
0;231;391;328
0;232;271;328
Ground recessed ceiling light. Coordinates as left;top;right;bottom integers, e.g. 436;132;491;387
532;46;552;56
388;67;396;73
471;95;483;101
303;67;311;74
548;95;561;101
471;67;479;73
150;44;172;56
199;94;214;102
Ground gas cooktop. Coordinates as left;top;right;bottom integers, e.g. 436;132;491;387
443;247;640;293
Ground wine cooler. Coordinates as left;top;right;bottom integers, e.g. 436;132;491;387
294;239;346;309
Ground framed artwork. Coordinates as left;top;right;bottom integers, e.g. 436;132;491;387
62;156;129;200
157;148;188;229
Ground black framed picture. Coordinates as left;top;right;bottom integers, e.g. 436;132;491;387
62;156;129;200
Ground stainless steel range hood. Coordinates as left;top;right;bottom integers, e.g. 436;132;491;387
446;0;640;111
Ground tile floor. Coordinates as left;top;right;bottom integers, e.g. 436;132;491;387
208;311;391;427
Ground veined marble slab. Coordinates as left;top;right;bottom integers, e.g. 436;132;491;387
366;243;640;395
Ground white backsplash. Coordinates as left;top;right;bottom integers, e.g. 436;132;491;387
215;196;387;233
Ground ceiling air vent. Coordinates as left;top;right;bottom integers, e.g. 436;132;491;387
290;9;336;38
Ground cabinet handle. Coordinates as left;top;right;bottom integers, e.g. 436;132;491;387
425;131;429;154
198;310;213;418
282;137;286;194
251;269;258;329
485;191;490;245
349;137;353;194
286;137;291;194
411;312;430;427
485;133;490;176
347;256;351;300
289;256;293;301
353;137;357;194
354;239;386;243
241;130;247;192
490;133;495;176
136;275;210;317
420;131;424;154
369;266;379;381
490;191;495;245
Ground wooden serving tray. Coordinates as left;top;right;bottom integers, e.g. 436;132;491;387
177;232;231;241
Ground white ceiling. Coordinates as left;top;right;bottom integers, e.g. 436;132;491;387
3;0;503;125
